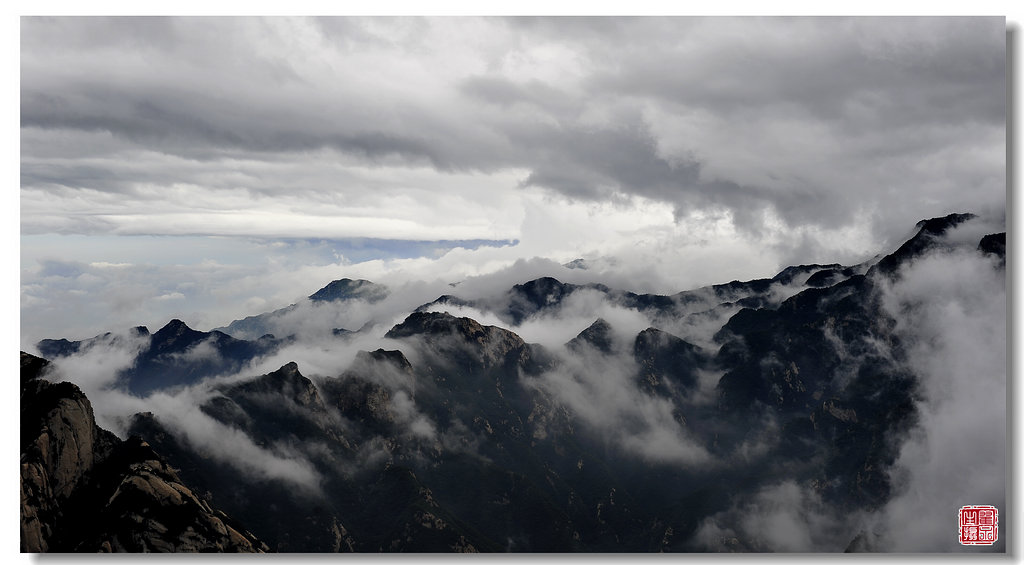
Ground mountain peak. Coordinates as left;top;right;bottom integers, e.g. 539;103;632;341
21;351;50;386
633;327;703;393
351;349;413;374
220;362;323;410
514;276;568;295
149;320;206;354
915;212;976;234
979;232;1006;262
873;212;977;276
567;318;615;354
309;279;389;303
385;311;485;340
506;277;584;324
771;264;844;286
154;318;195;336
385;311;529;372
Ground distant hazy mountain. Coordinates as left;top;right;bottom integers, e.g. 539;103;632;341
214;278;389;340
38;320;280;396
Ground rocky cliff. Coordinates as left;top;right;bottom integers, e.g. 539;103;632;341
20;352;267;553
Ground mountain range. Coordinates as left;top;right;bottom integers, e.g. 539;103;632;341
21;212;1006;552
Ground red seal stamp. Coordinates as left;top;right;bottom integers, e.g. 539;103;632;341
959;505;998;545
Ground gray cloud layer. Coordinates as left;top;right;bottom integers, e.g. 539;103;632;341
20;17;1006;343
22;17;1005;242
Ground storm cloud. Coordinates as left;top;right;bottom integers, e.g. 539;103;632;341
22;17;1004;236
20;17;1005;345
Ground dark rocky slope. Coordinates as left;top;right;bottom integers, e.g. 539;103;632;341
20;352;267;553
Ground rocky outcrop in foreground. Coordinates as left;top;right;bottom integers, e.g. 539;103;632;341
20;352;267;553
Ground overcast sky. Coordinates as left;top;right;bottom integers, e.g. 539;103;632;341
19;16;1006;343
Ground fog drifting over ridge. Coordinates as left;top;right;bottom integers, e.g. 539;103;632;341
20;198;889;348
692;231;1007;552
34;214;1007;552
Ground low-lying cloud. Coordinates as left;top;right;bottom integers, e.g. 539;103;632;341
524;343;712;467
144;389;324;493
29;212;1006;552
43;333;327;494
694;480;865;552
868;246;1006;552
688;222;1006;552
